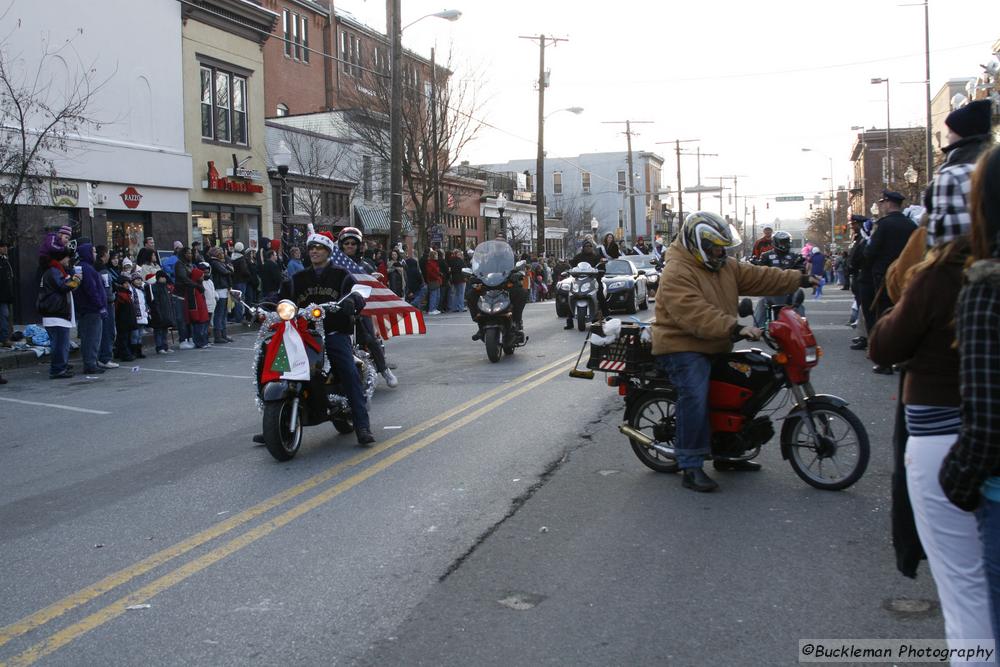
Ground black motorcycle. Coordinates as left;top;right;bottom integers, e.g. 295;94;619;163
246;285;376;461
465;240;528;363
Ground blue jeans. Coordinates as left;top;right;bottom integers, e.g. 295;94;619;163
449;283;466;312
78;312;103;370
192;322;209;348
99;307;116;363
173;297;190;341
656;352;712;469
325;332;370;432
428;286;441;312
408;284;428;309
46;325;70;376
154;328;168;351
979;499;1000;640
212;299;228;337
0;302;10;341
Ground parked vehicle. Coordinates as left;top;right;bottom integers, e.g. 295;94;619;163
578;297;870;490
602;258;649;314
246;286;377;461
465;240;528;362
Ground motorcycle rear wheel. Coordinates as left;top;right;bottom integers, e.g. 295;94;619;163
484;328;502;363
626;391;680;473
332;417;354;434
263;399;303;462
783;402;869;490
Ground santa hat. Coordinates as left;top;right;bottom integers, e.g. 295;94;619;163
306;231;336;254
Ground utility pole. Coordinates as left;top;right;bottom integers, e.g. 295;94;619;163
430;46;439;249
655;139;698;238
692;147;719;208
603;120;652;243
521;34;567;256
388;0;402;249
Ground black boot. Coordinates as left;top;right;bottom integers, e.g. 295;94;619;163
564;319;574;330
471;329;483;341
356;428;375;446
133;344;146;359
849;337;868;350
681;468;719;492
713;459;762;472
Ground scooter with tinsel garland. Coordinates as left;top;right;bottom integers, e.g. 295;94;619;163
245;284;377;461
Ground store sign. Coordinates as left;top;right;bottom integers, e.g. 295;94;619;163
228;153;263;181
204;161;264;194
50;180;79;207
120;186;143;209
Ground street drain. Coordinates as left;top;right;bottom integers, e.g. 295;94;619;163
882;597;938;618
498;592;546;611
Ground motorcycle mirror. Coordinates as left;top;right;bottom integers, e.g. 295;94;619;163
636;269;646;276
348;284;372;300
793;289;805;307
462;267;474;277
738;298;753;318
515;259;526;270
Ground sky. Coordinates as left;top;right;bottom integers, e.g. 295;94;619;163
336;0;998;229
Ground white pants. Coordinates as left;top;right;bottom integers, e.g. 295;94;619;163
906;433;995;665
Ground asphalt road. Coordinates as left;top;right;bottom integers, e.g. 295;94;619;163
0;288;943;666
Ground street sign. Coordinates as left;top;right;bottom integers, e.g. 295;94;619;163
774;196;804;202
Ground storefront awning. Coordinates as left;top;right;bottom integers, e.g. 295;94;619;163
354;205;413;235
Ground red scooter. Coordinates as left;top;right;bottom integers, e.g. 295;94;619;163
582;295;869;490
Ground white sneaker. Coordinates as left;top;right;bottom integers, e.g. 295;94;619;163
156;349;168;355
97;360;120;369
165;348;176;354
382;369;398;388
179;341;195;350
428;310;441;315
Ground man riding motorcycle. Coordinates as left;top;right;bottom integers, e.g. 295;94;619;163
752;230;806;327
563;239;606;330
653;212;818;492
255;231;374;446
467;236;528;341
338;227;398;388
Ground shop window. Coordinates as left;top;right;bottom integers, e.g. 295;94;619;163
552;171;562;195
582;171;591;193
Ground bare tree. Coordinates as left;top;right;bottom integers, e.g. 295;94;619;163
891;128;930;204
805;206;833;247
0;7;111;241
341;48;487;249
275;126;356;228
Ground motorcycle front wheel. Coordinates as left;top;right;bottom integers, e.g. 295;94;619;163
782;401;869;490
576;305;588;332
626;390;680;473
263;399;303;462
484;328;502;362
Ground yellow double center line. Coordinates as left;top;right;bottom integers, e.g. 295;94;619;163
0;352;579;666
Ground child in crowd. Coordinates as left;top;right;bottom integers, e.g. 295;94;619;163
129;272;150;358
113;273;137;361
198;262;217;346
149;270;175;354
187;265;210;349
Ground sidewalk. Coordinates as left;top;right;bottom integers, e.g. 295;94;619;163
0;324;255;372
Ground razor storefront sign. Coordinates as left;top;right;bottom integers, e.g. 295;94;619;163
120;186;143;209
203;161;264;194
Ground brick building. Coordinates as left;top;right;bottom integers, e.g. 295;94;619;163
260;0;332;117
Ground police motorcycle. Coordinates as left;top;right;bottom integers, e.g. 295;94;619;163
752;231;806;330
563;262;602;331
464;240;528;363
575;297;870;490
243;285;377;461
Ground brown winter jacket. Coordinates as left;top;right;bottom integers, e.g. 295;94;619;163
652;239;804;356
868;244;965;407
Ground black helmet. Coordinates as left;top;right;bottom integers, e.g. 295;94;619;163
772;231;792;254
680;211;741;272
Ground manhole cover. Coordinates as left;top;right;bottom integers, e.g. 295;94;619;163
883;598;937;617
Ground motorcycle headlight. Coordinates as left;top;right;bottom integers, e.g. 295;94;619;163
558;282;571;291
606;280;627;290
579;282;593;293
478;293;511;314
805;346;819;363
276;300;298;321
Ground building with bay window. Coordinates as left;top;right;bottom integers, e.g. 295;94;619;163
181;0;277;251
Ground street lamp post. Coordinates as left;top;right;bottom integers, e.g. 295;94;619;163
802;148;835;248
871;77;891;186
388;5;461;251
271;140;292;251
496;192;507;240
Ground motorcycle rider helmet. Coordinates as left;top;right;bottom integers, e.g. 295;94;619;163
680;211;741;272
772;231;792;254
337;226;363;250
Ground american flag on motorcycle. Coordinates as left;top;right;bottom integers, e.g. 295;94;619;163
329;244;426;339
